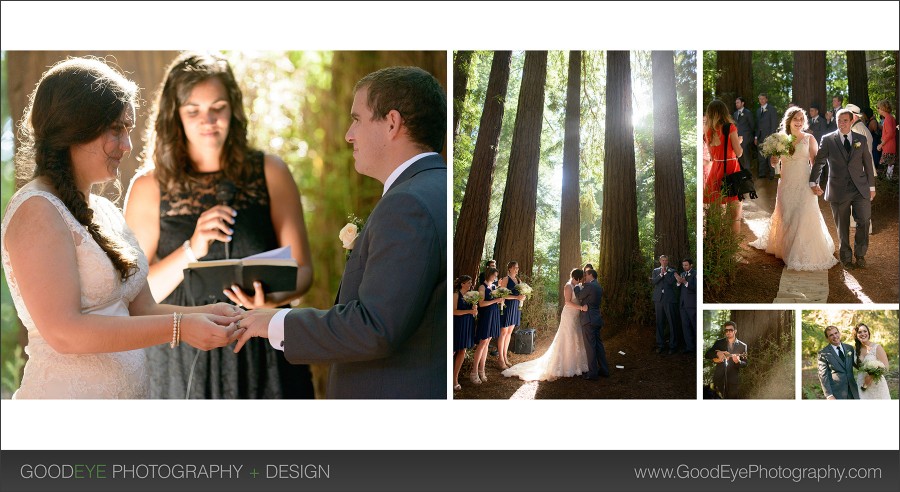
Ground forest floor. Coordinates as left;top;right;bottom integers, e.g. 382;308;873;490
707;174;899;304
800;358;900;400
454;322;696;400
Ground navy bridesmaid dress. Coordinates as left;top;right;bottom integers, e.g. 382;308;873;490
475;283;500;341
501;276;522;328
453;291;475;352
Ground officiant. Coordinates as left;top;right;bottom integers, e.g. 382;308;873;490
124;52;315;399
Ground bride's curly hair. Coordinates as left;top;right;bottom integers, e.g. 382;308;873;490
779;106;809;135
852;323;871;368
15;57;140;281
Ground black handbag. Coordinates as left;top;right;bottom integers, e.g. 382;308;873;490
720;123;758;200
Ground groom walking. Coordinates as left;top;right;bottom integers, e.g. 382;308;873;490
575;269;609;380
810;109;876;269
234;66;447;398
817;326;859;400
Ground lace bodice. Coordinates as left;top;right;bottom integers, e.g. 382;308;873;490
856;343;890;400
1;189;150;398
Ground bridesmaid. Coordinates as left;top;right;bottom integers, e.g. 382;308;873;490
497;261;526;369
472;267;502;384
452;275;477;391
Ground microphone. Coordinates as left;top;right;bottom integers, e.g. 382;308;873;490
215;179;236;260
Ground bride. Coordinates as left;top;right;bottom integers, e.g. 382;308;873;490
502;269;587;382
853;323;891;400
749;107;839;271
1;58;242;399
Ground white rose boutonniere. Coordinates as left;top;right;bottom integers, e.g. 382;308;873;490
339;214;365;251
853;142;861;149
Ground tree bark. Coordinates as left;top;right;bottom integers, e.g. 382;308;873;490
598;51;641;320
730;310;794;350
715;51;753;112
847;51;870;109
453;51;512;280
558;51;582;310
493;51;548;280
651;51;689;266
792;51;827;112
453;51;474;141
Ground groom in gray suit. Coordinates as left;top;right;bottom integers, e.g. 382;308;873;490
810;109;876;269
235;67;447;398
575;269;608;380
817;326;859;399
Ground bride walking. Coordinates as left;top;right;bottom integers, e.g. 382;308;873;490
502;269;588;382
749;107;839;271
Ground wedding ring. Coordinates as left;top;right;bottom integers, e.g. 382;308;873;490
236;319;241;329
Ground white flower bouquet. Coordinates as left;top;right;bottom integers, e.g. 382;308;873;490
514;282;533;308
860;360;886;391
761;133;795;178
492;287;512;314
462;291;483;311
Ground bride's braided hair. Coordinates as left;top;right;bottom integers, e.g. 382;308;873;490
15;58;139;281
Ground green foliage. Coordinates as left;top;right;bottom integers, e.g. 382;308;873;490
743;332;794;399
518;270;562;338
826;50;848;103
702;51;717;109
752;51;793;112
867;50;898;111
702;310;731;386
701;200;741;301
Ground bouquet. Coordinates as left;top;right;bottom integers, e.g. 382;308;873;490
859;360;886;391
492;287;512;314
760;133;795;178
462;291;483;315
514;282;533;308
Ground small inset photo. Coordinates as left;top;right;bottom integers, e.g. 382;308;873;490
703;310;795;399
801;310;898;400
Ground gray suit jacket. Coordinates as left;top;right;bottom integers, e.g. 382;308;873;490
678;268;697;310
808;116;828;144
817;343;860;399
574;280;603;329
756;105;779;144
651;266;677;303
283;154;447;399
733;109;755;139
811;131;876;202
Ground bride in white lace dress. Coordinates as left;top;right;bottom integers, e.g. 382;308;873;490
853;324;891;400
0;58;242;399
749;107;839;271
502;269;588;382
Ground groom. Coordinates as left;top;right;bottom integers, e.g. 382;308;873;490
817;326;859;400
234;67;447;399
810;109;876;269
574;269;609;380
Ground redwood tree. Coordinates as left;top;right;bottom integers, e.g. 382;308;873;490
651;51;688;266
453;51;512;279
715;51;753;111
558;51;582;310
492;51;548;279
792;51;826;111
847;51;870;108
453;50;474;141
598;51;640;320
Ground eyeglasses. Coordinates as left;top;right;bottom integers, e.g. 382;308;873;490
724;328;735;332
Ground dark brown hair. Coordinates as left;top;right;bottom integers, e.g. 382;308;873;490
143;52;252;193
16;57;139;281
355;66;446;153
454;275;473;292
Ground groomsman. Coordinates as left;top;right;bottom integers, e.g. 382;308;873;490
651;255;678;355
826;95;844;132
755;93;779;180
808;104;828;144
824;110;837;133
733;97;755;171
674;259;697;355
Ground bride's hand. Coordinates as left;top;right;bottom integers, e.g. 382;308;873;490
769;156;778;167
206;302;243;317
863;374;873;388
180;313;244;351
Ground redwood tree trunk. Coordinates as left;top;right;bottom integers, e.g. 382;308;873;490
493;51;548;279
453;51;512;280
847;51;870;108
558;51;582;310
730;310;794;350
453;50;474;141
652;51;689;265
792;51;827;112
598;51;641;320
715;51;753;111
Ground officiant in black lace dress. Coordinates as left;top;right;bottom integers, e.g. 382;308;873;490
124;52;314;398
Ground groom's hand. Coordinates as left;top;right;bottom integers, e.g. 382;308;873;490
870;190;876;201
233;309;278;353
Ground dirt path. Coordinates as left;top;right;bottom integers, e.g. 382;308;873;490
454;323;696;400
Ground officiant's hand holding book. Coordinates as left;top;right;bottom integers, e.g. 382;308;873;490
182;246;298;307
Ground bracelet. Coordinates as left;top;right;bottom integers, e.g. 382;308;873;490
170;312;179;349
175;312;183;347
183;240;198;263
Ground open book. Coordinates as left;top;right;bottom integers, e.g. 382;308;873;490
182;246;298;306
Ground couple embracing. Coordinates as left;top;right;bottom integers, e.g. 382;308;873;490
502;268;608;382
